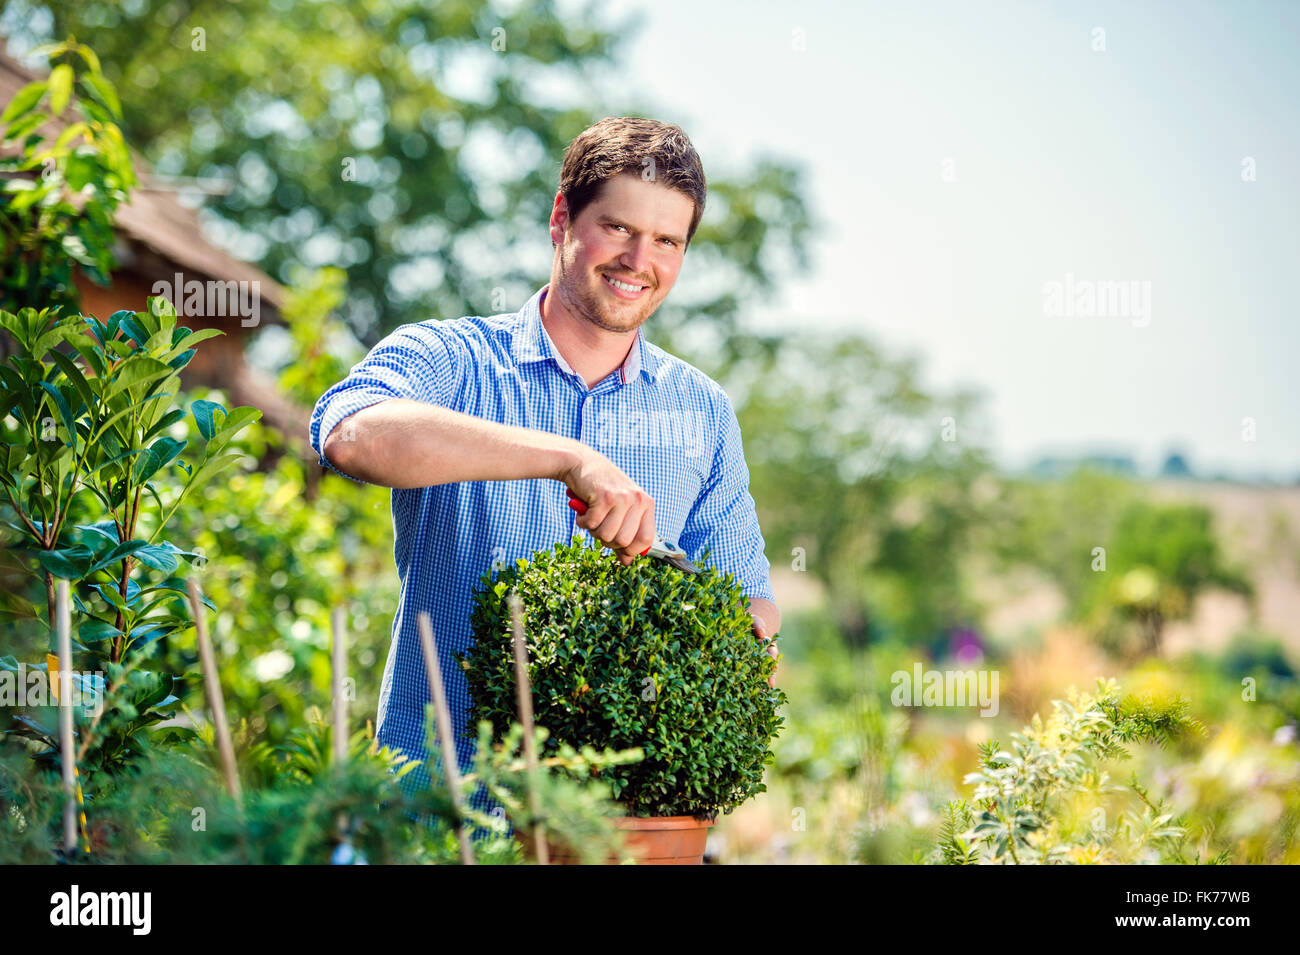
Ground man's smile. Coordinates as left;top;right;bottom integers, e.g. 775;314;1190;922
601;272;649;300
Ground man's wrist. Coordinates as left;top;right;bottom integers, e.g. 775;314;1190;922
551;438;588;484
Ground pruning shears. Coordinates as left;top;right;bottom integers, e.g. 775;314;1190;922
565;488;699;574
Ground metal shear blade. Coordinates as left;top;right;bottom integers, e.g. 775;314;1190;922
645;539;699;575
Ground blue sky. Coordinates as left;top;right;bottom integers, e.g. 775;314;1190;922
577;0;1300;479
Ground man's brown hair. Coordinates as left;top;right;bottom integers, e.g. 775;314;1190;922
557;116;707;248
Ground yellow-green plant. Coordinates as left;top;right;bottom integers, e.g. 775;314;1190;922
930;679;1206;865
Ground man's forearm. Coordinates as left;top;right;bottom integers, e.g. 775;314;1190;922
322;398;585;489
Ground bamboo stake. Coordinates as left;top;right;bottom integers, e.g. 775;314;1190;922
416;612;475;865
187;578;241;803
331;606;348;765
508;591;547;865
55;579;77;855
331;606;353;861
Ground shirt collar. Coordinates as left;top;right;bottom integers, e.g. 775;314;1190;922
511;283;660;384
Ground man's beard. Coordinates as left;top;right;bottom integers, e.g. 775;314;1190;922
556;245;652;333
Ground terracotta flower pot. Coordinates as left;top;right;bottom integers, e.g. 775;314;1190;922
522;814;716;865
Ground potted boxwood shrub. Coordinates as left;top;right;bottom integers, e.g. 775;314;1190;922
462;536;786;864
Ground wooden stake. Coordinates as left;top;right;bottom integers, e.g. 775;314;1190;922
331;605;351;861
416;612;475;865
508;591;547;864
331;606;348;766
188;578;241;802
55;580;77;855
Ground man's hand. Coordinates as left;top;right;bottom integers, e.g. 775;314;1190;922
561;446;657;566
748;596;781;688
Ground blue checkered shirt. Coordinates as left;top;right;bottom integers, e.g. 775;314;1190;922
309;283;774;814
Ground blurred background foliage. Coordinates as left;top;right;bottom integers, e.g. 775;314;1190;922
5;0;813;363
1;1;1297;864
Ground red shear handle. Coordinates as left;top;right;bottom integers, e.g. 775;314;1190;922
566;488;651;556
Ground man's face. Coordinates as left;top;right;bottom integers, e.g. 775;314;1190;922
550;172;694;333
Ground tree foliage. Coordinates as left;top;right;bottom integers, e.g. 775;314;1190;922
17;0;812;358
735;333;994;646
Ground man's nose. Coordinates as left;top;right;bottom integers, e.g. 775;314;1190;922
618;237;655;283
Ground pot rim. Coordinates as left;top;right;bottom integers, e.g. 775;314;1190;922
613;814;716;831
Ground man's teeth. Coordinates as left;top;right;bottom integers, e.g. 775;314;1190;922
604;275;645;293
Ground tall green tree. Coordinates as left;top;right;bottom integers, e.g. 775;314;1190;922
983;470;1255;656
1081;500;1254;655
736;333;994;646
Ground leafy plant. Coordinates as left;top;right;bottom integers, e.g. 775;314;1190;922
454;718;644;864
929;679;1206;864
0;298;259;791
462;536;786;820
0;706;644;865
0;37;134;316
158;267;401;747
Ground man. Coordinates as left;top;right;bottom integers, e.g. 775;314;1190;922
309;116;781;806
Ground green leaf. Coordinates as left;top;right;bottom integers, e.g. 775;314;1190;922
81;315;106;346
47;64;73;115
37;544;95;580
37;380;76;449
191;399;226;441
104;357;173;400
92;583;129;613
0;81;46;125
6;182;48;213
46;347;95;412
171;327;223;351
143;407;186;441
75;521;120;544
79;70;122;119
84;539;153;577
132;435;186;484
150;576;216;611
118;315;150;348
132;542;180;574
78;618;124;645
215;405;261;436
146;296;176;321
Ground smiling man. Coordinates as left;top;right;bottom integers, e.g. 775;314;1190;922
309;116;780;803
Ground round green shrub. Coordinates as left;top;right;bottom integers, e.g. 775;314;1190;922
462;536;786;820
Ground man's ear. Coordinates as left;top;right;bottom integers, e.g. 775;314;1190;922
549;191;571;247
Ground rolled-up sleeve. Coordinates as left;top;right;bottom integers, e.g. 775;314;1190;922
679;387;774;602
309;322;466;484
